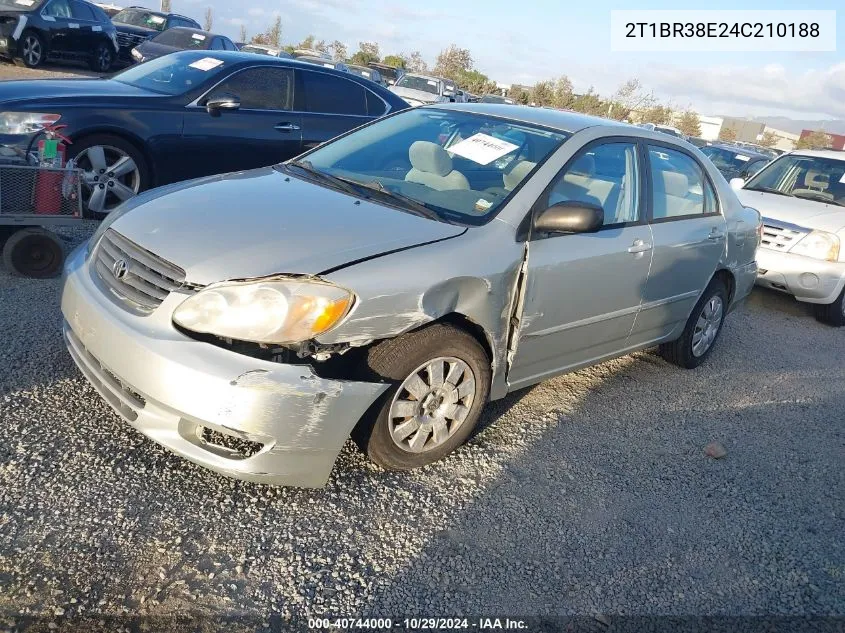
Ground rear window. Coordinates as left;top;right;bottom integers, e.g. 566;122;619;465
112;8;167;30
303;71;367;116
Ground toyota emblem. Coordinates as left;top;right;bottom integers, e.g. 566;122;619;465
112;259;129;280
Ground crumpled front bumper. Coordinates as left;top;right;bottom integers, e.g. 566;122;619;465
60;245;388;488
756;247;845;304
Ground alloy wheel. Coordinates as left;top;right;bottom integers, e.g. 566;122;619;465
388;357;476;453
95;46;112;72
691;295;723;357
22;36;41;67
75;145;141;214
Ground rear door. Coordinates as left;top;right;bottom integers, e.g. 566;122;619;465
181;65;301;178
68;0;98;54
629;143;727;345
40;0;73;54
297;69;375;152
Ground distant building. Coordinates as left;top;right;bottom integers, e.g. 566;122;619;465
763;127;799;151
800;129;845;150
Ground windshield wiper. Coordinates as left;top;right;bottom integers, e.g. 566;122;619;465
744;185;793;197
793;192;845;207
351;179;444;221
285;160;367;198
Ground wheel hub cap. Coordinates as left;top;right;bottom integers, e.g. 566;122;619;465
77;145;140;214
692;295;723;357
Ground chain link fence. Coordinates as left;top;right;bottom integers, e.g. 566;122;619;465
0;165;83;218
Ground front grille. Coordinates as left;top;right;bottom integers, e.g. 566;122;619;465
116;32;148;49
760;222;807;251
94;229;185;312
65;325;146;422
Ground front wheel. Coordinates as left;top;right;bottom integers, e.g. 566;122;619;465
660;278;728;369
355;324;491;470
813;286;845;327
90;41;114;73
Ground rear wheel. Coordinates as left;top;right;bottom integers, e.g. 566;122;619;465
18;31;45;68
2;227;65;278
660;278;728;369
90;41;114;73
355;324;491;470
813;287;845;327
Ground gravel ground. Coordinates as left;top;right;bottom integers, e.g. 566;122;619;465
0;61;94;82
0;226;843;631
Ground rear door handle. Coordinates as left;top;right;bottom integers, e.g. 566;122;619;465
708;229;726;241
628;239;652;254
275;123;301;132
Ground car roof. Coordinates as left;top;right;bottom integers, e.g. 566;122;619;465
789;149;845;161
127;6;192;19
433;102;628;133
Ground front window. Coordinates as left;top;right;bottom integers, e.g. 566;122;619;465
395;75;440;95
112;8;167;30
745;154;845;206
112;52;227;95
152;29;211;49
0;0;44;11
286;108;569;225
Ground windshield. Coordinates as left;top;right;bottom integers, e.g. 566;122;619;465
112;8;167;30
395;75;440;95
0;0;44;11
112;52;227;95
745;154;845;204
152;29;211;49
288;108;569;225
241;45;275;55
372;65;401;81
701;147;764;175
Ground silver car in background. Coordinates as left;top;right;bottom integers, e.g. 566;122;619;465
61;105;760;487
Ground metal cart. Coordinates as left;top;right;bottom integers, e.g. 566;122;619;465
0;163;86;278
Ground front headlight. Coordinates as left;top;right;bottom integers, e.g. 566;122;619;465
173;278;354;344
790;230;841;262
131;48;143;62
0;112;60;135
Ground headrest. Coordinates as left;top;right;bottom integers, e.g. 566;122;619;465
504;161;537;191
570;154;595;176
805;170;829;189
409;141;452;177
659;170;689;198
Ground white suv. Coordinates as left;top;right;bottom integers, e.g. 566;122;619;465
733;150;845;325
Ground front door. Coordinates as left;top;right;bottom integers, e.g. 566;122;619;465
508;140;653;389
41;0;73;55
180;66;302;180
629;144;728;345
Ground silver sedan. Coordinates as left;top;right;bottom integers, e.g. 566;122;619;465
61;104;761;487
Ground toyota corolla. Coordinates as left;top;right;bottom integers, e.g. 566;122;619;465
61;105;760;487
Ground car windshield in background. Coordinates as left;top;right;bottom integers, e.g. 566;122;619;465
745;155;845;205
0;0;44;10
288;108;568;225
153;29;211;49
480;94;513;104
112;53;226;95
395;75;440;95
112;8;168;30
701;147;761;173
241;45;278;55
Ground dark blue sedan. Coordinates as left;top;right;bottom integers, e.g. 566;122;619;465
0;50;409;214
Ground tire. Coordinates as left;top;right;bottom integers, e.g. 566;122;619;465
17;30;45;69
90;41;114;73
660;278;728;369
813;287;845;327
69;134;149;218
354;323;491;471
0;226;17;249
2;227;65;278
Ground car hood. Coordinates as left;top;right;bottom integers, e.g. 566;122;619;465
737;189;845;234
390;86;442;104
110;167;467;285
0;78;160;106
136;41;181;59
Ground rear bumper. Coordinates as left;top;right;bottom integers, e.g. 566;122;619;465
61;245;388;487
755;247;845;304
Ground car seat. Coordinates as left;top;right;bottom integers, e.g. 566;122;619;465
405;141;470;191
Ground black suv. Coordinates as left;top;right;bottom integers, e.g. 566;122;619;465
0;0;118;71
111;5;199;65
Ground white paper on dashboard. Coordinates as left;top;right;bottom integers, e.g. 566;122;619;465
448;133;520;165
735;154;750;162
189;57;224;71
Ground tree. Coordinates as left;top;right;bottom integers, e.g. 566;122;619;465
758;130;780;148
330;40;347;61
796;129;832;150
612;78;656;121
298;34;316;50
160;0;171;11
382;54;406;69
570;88;608;117
203;7;213;31
718;126;737;142
433;44;473;81
238;24;247;43
406;51;428;72
531;80;555;107
552;76;574;109
640;104;674;125
677;110;702;137
251;17;282;47
349;41;380;66
508;85;530;104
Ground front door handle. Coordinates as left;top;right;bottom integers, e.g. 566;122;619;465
628;239;653;254
275;123;301;132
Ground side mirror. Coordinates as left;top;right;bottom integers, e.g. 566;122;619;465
729;177;745;190
534;201;604;234
206;94;241;115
